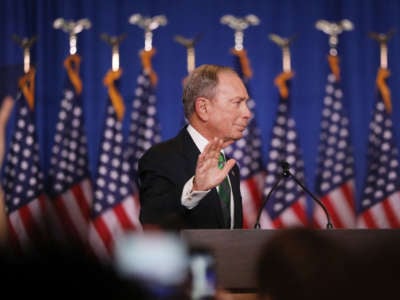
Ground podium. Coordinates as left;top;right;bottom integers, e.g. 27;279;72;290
181;229;400;292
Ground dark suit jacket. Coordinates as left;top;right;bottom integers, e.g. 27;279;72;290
137;127;243;229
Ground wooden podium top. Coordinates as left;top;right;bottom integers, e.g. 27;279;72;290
181;229;400;292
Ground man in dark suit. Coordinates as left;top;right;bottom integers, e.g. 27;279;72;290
138;64;251;229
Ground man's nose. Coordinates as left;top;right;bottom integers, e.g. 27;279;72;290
243;103;252;119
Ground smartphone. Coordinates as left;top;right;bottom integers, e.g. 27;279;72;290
189;246;217;300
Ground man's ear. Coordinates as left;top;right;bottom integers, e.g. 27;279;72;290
194;97;209;121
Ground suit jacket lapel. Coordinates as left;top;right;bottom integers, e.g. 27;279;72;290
179;127;200;176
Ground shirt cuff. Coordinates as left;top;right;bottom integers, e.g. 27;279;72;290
181;176;209;209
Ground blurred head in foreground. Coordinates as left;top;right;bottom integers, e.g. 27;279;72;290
256;227;354;300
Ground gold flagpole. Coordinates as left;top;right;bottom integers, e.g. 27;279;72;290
129;13;167;52
369;29;396;114
128;13;167;86
315;19;353;57
269;33;297;99
269;33;297;73
174;33;202;74
53;18;91;55
315;19;354;82
369;29;395;70
101;33;127;120
53;18;91;95
220;14;259;80
12;35;37;74
220;14;260;51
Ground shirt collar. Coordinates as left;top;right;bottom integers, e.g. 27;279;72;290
187;125;226;156
187;124;209;153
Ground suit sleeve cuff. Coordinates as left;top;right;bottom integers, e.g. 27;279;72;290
181;176;209;209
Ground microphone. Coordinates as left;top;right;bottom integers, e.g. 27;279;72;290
254;161;333;229
254;163;289;229
280;161;333;229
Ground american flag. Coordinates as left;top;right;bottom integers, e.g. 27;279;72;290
2;68;48;251
126;67;161;231
357;68;400;228
127;68;161;182
89;70;141;261
313;57;356;228
225;50;265;228
47;55;92;245
259;72;308;228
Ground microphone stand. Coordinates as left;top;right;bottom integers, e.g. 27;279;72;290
254;166;289;229
281;162;333;229
254;162;334;230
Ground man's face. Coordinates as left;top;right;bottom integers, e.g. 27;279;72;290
207;71;251;146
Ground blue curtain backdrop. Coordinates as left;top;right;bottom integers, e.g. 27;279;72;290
1;0;400;215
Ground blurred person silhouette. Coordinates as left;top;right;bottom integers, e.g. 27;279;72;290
352;234;400;300
0;235;152;299
256;227;355;300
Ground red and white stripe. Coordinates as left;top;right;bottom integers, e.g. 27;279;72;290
89;194;142;261
240;172;265;228
314;180;356;228
357;191;400;228
8;194;48;251
259;195;308;229
49;178;93;243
